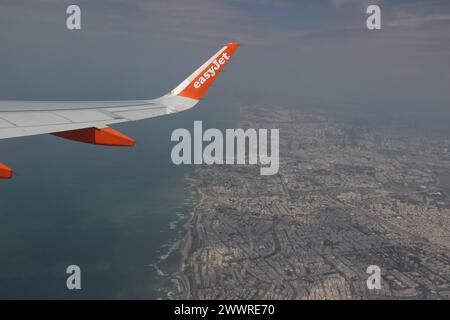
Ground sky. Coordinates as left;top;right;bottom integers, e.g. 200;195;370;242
1;0;449;111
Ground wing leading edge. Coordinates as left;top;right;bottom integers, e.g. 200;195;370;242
0;42;240;178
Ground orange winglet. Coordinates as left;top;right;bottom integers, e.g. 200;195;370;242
52;127;135;147
0;163;13;179
176;42;240;100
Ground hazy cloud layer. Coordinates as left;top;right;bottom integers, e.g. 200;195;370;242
0;0;449;122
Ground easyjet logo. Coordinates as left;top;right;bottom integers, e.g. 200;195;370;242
193;52;231;89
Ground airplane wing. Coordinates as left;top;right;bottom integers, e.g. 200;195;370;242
0;42;240;179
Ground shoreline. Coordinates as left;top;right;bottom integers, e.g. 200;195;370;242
175;172;205;300
173;108;239;299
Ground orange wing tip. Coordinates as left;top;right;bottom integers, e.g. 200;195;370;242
176;42;240;100
0;163;13;179
225;42;240;49
52;127;135;147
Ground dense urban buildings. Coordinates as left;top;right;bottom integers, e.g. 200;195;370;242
177;105;450;300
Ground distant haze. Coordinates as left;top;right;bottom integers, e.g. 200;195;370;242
1;1;449;113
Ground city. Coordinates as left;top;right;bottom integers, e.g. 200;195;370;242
177;105;450;299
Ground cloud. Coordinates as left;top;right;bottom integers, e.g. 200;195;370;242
1;0;450;119
330;0;380;9
387;13;450;28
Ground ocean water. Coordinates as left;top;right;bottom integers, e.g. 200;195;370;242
0;114;181;299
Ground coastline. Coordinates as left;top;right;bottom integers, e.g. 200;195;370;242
175;172;205;300
173;108;240;300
